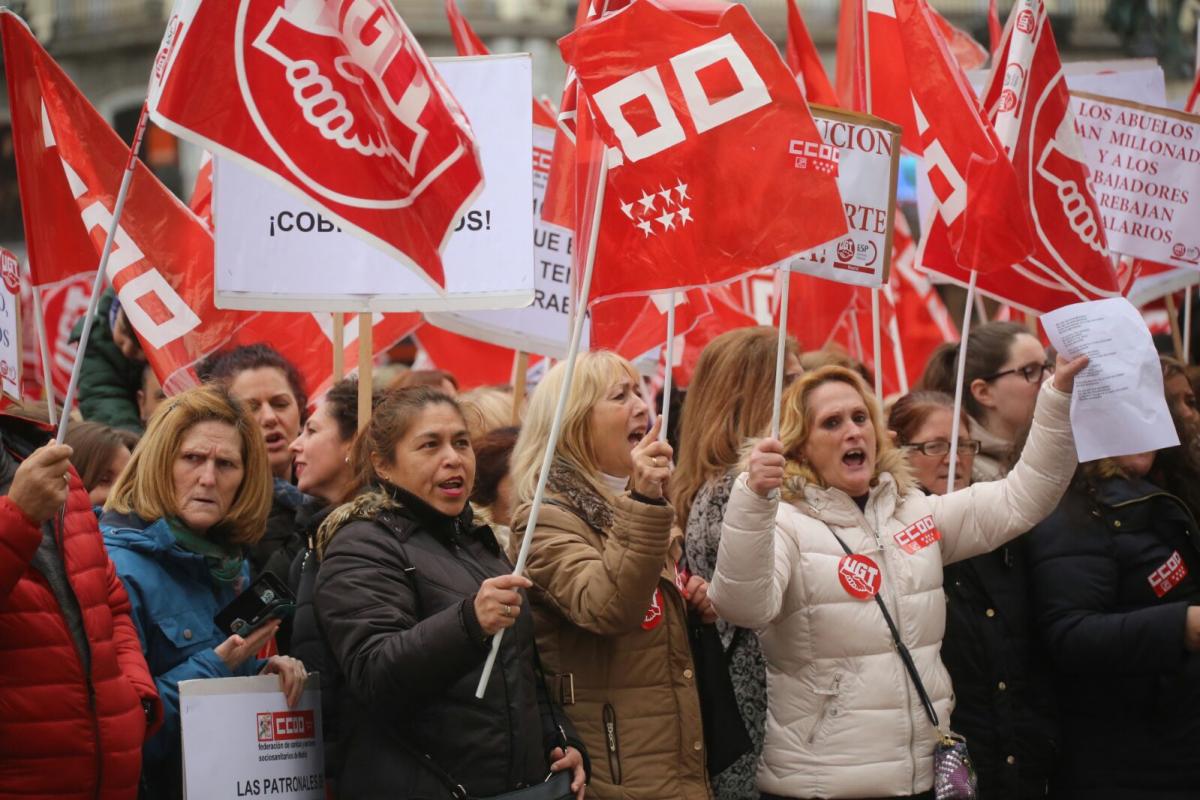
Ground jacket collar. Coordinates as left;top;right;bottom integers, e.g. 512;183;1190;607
98;510;214;570
1091;475;1167;507
786;471;901;528
316;482;488;557
969;415;1013;465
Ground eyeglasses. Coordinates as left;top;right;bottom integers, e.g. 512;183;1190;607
982;361;1055;384
903;439;982;457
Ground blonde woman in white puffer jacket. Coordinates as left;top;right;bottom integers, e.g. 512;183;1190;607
708;355;1087;800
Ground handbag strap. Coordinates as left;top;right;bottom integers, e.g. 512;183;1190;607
825;525;940;729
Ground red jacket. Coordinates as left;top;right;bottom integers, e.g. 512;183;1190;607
0;471;160;799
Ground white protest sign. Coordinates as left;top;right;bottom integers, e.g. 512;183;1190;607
1071;92;1200;268
1062;60;1166;106
425;124;588;357
786;106;900;288
181;675;323;800
213;55;533;312
0;249;20;401
1041;297;1178;462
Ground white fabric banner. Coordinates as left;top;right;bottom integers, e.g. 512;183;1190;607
181;675;324;800
786;107;900;289
1071;92;1200;268
425;124;588;357
213;55;533;312
0;248;19;401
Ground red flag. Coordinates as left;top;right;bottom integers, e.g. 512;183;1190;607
591;288;713;360
988;0;1003;54
148;0;484;290
561;0;846;303
931;9;988;71
1;11;420;402
835;0;867;111
415;323;541;391
1187;70;1200;114
189;150;213;229
445;0;488;56
786;0;838;105
921;0;1119;313
673;285;757;387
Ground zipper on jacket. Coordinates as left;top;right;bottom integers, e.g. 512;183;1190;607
603;703;622;784
808;673;843;744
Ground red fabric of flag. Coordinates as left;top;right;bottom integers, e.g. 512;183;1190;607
148;0;483;290
786;0;839;105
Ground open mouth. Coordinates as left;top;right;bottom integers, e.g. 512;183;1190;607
264;431;287;449
438;476;465;497
293;461;306;478
842;448;867;468
627;427;647;447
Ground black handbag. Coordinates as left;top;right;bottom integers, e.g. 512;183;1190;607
825;527;978;800
688;613;753;776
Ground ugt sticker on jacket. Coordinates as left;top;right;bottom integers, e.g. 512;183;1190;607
181;675;323;799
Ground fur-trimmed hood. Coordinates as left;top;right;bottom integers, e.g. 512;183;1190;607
315;484;480;560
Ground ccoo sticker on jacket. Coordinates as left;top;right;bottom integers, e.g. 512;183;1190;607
893;516;941;555
1148;551;1189;598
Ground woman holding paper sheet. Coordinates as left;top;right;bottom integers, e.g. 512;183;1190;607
508;351;715;800
100;386;308;800
1025;423;1200;798
313;387;588;799
708;354;1086;800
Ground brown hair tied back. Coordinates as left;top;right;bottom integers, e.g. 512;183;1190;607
917;322;1030;419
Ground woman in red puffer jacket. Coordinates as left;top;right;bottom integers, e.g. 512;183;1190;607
0;410;160;799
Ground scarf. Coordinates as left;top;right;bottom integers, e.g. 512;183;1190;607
167;518;245;585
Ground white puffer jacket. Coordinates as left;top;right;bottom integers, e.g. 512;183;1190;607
708;381;1074;799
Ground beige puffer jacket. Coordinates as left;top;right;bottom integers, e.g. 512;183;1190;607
709;381;1074;799
509;463;710;800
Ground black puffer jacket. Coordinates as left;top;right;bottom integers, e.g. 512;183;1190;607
1027;475;1200;800
314;484;585;799
941;541;1058;800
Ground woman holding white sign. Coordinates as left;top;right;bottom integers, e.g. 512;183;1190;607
100;386;308;800
314;387;588;800
708;355;1085;800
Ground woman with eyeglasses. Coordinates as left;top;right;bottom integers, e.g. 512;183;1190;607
889;390;1060;799
920;322;1053;482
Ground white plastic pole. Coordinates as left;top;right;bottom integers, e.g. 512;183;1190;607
871;288;884;396
30;285;57;428
771;268;792;439
56;101;150;443
475;157;609;698
659;292;677;442
947;269;978;494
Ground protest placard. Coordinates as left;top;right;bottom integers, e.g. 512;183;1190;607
213;54;533;312
0;248;21;401
425;123;588;357
785;106;900;288
181;675;323;800
1070;92;1200;268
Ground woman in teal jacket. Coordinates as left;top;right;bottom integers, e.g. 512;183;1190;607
101;385;307;800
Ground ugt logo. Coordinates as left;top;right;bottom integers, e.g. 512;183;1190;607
236;0;466;207
0;249;18;294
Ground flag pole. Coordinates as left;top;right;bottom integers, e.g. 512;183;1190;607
511;350;529;425
849;306;865;362
476;156;609;698
1185;281;1194;364
947;269;978;494
883;284;909;393
871;288;884;396
56;100;150;443
659;292;677;442
357;312;372;432
30;282;57;428
771;267;792;439
1167;292;1185;361
332;313;345;380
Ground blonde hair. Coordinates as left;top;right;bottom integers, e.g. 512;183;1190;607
459;386;517;442
672;326;797;526
511;350;639;504
777;365;905;489
105;385;272;545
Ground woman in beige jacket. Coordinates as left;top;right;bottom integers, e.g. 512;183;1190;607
509;351;715;800
709;355;1086;800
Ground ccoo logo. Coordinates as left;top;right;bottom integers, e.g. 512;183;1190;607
234;0;467;209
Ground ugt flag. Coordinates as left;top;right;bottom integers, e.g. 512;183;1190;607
148;0;484;290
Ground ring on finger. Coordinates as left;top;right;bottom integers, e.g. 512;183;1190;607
503;604;512;618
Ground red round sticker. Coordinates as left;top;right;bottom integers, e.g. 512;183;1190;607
838;554;882;600
642;588;665;630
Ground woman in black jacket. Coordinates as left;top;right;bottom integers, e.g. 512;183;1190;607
314;386;588;800
1027;446;1200;800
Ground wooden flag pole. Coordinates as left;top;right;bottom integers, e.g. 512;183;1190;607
947;269;978;494
332;313;345;380
659;292;677;442
357;313;372;432
30;283;57;428
884;284;909;394
1167;293;1185;361
476;157;609;699
771;268;793;439
56;101;150;443
871;289;884;396
1185;281;1194;364
511;350;529;425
